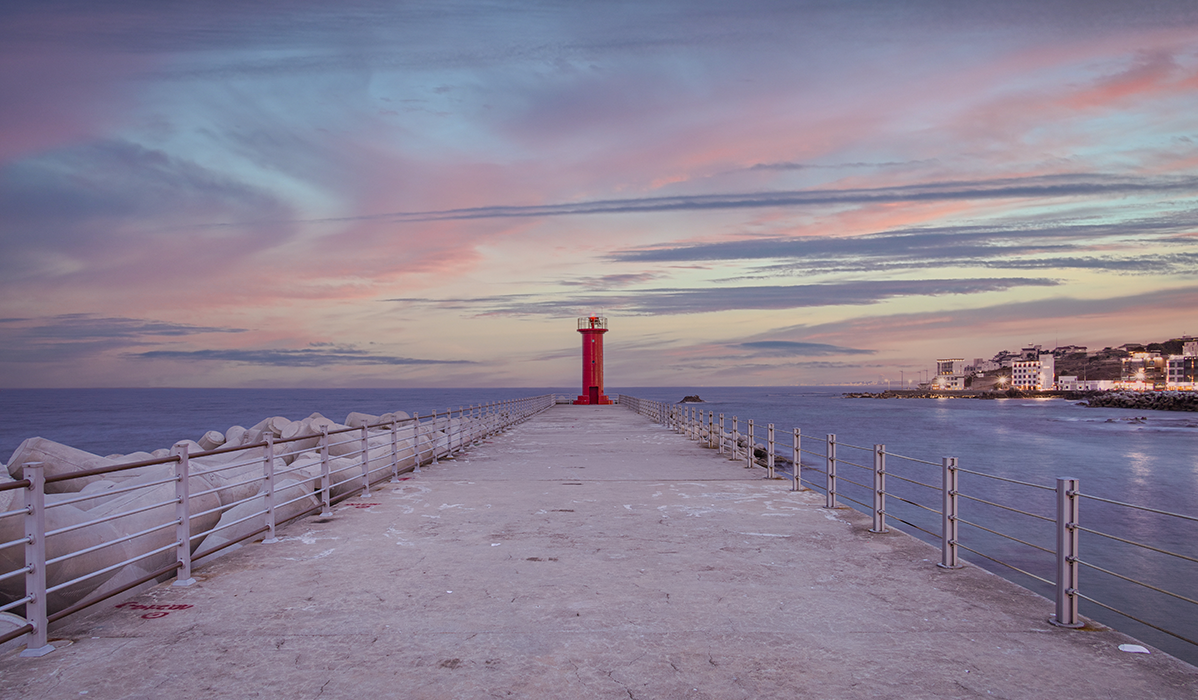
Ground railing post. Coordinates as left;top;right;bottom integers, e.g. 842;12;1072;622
870;444;888;533
360;425;371;496
21;462;54;657
171;444;198;583
319;427;332;516
1051;477;1083;628
792;428;803;491
746;419;755;469
938;457;963;569
824;434;837;508
413;412;423;471
718;414;725;454
767;424;775;478
390;419;400;482
731;417;739;461
263;435;278;543
430;410;440;465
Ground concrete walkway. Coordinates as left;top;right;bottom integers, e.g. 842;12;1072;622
2;405;1196;699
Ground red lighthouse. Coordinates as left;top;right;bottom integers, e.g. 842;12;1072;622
574;315;612;405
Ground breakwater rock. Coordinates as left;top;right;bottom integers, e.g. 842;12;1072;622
844;390;1006;399
1;408;471;617
1084;391;1198;412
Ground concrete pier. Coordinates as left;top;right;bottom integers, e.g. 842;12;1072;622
3;405;1196;698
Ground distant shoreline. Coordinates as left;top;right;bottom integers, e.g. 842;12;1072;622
843;389;1198;412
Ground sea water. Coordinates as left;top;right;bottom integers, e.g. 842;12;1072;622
1;386;1196;663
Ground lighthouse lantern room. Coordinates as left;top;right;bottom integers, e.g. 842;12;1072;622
574;315;612;405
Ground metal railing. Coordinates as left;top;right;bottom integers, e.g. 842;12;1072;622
0;394;555;656
618;394;1198;656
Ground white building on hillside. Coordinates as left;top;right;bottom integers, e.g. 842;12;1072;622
1166;356;1198;390
933;358;966;390
1012;354;1056;391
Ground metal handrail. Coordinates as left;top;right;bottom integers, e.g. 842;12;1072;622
2;393;557;655
617;392;1198;656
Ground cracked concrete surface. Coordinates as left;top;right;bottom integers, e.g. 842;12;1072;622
2;405;1196;698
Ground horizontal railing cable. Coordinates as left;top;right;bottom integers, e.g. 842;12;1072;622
1078;560;1198;607
45;497;180;538
45;519;178;567
1077;494;1198;523
956;517;1053;554
47;541;178;595
956;542;1054;587
884;471;939;492
879;451;941;467
49;477;178;508
955;467;1055;491
0;596;33;616
835;493;871;511
886;514;941;540
44;456;178;484
885;492;941;515
835;474;872;491
956;492;1054;522
1076;592;1198;648
1076;526;1198;564
0;566;31;585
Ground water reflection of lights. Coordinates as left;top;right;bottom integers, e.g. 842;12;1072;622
1126;451;1151;482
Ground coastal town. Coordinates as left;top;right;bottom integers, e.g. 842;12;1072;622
925;336;1198;393
846;336;1198;410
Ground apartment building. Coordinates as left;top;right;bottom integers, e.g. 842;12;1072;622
931;358;966;390
1011;354;1056;391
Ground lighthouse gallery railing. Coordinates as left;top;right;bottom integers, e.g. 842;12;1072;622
617;393;1198;660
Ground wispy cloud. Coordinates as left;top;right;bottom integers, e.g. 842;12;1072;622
390;277;1058;317
756;284;1198;346
130;347;474;367
365;174;1198;223
0;314;248;364
747;159;935;172
735;340;875;357
607;211;1198;276
560;273;662;290
0;314;246;340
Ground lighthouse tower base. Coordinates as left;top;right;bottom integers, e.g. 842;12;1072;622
573;391;613;405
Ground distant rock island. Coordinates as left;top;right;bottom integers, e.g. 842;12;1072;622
679;395;704;403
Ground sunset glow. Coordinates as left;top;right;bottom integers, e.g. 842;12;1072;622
3;1;1197;387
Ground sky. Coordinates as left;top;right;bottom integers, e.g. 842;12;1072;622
2;0;1197;389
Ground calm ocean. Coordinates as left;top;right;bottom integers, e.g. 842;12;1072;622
2;386;1196;663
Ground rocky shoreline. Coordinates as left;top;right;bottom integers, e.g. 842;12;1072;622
844;389;1198;412
1081;390;1198;412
